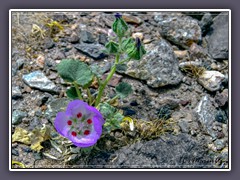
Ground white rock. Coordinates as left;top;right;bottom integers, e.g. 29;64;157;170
198;70;226;91
132;32;143;40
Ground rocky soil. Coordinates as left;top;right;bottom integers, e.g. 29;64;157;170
11;11;229;169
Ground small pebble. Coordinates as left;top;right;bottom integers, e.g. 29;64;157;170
12;149;19;156
22;147;32;153
130;100;138;106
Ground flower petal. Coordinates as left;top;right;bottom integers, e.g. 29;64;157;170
72;139;97;148
92;116;103;136
65;100;88;117
86;105;105;125
54;112;70;137
69;130;99;147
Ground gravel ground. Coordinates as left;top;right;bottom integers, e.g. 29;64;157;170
11;11;229;169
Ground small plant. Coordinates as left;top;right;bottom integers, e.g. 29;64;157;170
180;61;206;78
54;13;146;147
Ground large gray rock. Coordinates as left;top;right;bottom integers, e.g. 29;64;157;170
121;39;183;88
154;12;202;49
88;133;214;168
75;43;107;60
199;13;213;35
193;95;217;138
22;71;58;93
207;12;229;60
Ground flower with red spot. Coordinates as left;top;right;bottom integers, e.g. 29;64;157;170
67;120;72;126
54;100;105;147
87;119;92;124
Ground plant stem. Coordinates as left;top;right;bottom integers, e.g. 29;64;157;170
73;82;83;100
107;94;119;104
87;88;93;105
95;53;120;106
119;57;131;64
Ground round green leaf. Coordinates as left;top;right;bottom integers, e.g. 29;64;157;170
115;82;133;98
57;59;93;87
99;102;116;119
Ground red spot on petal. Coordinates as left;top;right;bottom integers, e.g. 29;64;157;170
87;119;92;124
71;131;77;137
67;120;72;125
84;130;90;135
77;112;82;118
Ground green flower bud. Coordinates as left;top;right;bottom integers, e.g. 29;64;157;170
112;13;128;38
126;38;146;60
105;41;119;54
121;38;134;52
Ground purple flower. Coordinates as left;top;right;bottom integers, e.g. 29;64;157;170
54;100;105;147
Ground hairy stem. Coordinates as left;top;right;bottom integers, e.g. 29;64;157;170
73;82;83;100
95;54;120;106
119;57;131;64
87;88;93;105
107;94;119;104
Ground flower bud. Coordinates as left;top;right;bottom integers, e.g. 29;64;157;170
105;41;119;54
112;13;128;38
126;37;146;60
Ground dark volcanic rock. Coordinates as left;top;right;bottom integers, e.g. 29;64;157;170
122;107;136;116
193;95;218;138
154;12;202;49
215;110;228;124
12;110;28;125
207;12;229;60
215;89;228;107
199;12;213;36
52;13;71;23
88;133;214;168
44;38;55;49
75;43;107;60
98;33;108;45
182;12;205;20
80;30;95;43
